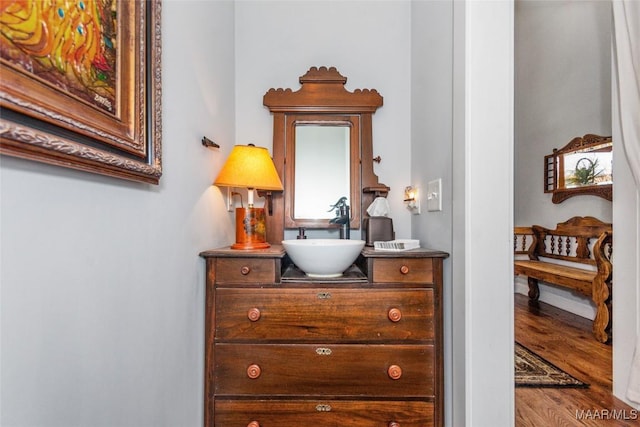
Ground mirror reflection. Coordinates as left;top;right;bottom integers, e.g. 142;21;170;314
559;142;612;189
294;125;350;219
544;134;612;203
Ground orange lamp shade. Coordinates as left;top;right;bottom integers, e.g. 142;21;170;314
214;144;283;191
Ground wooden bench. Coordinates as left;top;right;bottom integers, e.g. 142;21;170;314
514;216;613;343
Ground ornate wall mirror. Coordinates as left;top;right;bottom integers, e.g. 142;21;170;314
263;66;389;242
544;134;612;203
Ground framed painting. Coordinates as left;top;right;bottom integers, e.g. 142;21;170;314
0;0;162;184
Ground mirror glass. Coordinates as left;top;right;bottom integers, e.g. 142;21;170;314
558;142;612;188
544;134;612;203
294;125;350;219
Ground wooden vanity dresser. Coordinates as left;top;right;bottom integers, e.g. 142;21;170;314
200;245;448;427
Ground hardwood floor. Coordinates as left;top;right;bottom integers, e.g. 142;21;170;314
515;293;638;426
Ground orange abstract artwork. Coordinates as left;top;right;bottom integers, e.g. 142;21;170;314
0;0;117;114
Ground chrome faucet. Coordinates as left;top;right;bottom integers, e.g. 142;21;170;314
328;196;350;239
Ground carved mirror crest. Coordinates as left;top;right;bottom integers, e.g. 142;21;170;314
544;134;612;203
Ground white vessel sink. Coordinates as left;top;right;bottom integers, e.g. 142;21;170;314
282;239;365;278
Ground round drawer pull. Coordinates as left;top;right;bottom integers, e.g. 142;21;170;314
399;265;410;275
247;364;262;379
389;422;400;427
247;307;261;322
387;364;403;380
240;266;251;275
247;422;260;427
388;308;402;322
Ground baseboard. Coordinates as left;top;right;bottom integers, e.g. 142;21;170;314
514;280;596;320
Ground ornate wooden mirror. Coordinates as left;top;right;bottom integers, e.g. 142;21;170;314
544;134;612;203
263;66;389;242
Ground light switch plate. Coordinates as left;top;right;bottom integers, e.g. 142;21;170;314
427;179;442;212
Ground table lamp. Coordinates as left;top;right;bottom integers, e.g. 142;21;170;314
214;144;283;249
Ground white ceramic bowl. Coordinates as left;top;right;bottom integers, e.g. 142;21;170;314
282;239;365;278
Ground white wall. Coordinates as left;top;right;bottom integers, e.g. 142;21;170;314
456;1;515;425
514;0;612;318
0;1;235;425
411;0;455;423
234;0;413;241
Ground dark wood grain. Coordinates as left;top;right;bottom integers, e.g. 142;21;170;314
214;400;434;427
214;258;277;284
215;343;434;397
215;288;435;342
372;257;434;284
201;249;447;426
515;294;637;426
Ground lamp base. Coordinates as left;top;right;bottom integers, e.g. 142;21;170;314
231;207;271;250
230;242;271;250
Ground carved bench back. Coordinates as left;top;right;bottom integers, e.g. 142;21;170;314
529;216;612;266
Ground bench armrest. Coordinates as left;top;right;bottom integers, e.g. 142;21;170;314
593;230;613;280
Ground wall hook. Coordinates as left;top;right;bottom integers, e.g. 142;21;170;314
202;136;220;149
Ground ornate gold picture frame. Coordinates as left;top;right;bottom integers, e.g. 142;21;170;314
0;0;162;184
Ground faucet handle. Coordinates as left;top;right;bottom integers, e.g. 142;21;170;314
297;227;307;239
328;196;349;211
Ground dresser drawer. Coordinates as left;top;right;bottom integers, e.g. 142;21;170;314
371;258;434;284
216;288;434;342
215;258;276;284
215;344;434;397
213;399;435;427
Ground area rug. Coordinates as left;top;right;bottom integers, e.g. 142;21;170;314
515;342;589;388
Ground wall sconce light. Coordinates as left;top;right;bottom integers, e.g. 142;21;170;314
404;185;421;214
214;144;283;249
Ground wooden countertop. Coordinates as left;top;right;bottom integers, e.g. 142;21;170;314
200;243;449;259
